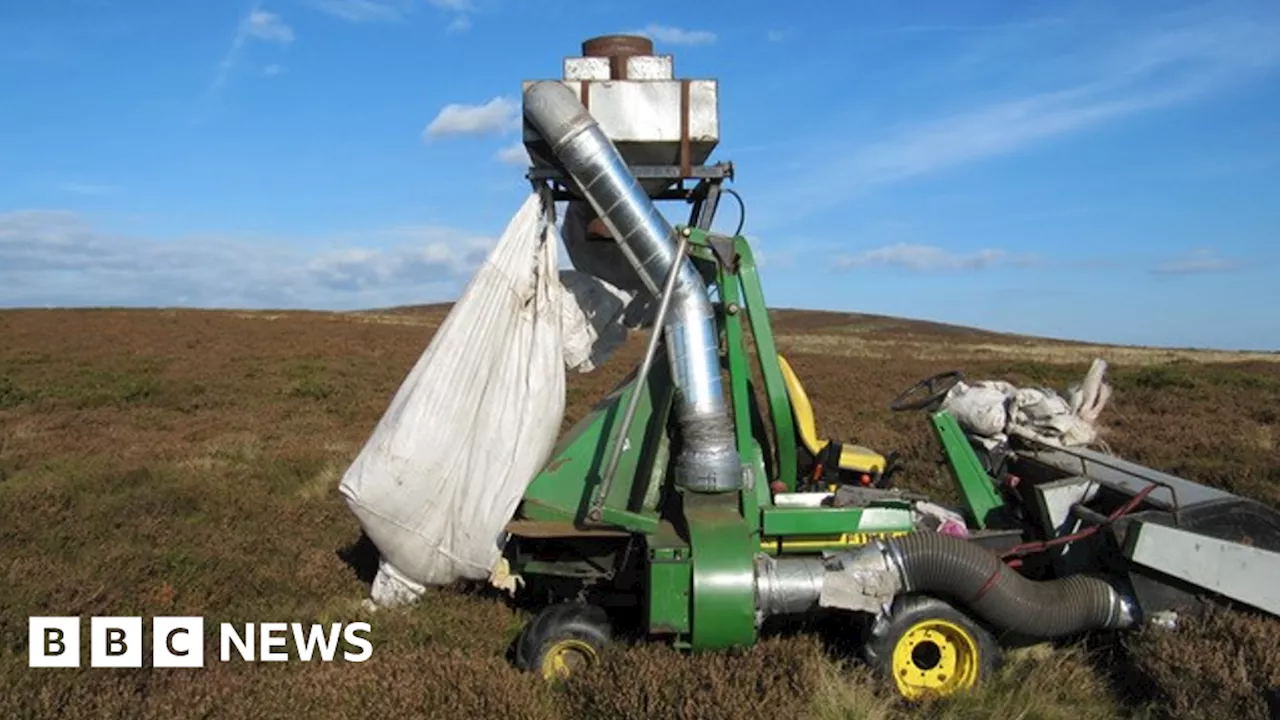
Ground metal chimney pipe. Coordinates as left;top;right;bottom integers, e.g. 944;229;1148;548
522;80;741;493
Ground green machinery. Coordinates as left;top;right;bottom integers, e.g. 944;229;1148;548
500;35;1280;700
504;217;1012;697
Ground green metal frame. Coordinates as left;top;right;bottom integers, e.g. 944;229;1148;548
519;359;675;535
928;409;1006;529
689;230;798;495
509;224;988;652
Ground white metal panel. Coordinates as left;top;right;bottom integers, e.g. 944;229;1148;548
1126;521;1280;615
563;55;675;81
1032;476;1101;575
858;507;915;530
1028;446;1235;508
625;55;674;80
564;57;610;81
1033;476;1100;537
521;79;720;170
773;492;835;508
522;80;719;142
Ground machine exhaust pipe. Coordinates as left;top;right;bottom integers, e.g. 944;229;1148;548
522;80;740;493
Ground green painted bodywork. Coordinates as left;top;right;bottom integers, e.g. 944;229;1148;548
519;359;675;534
647;521;691;637
683;491;758;649
930;409;1005;528
700;236;798;495
508;225;977;652
761;505;914;535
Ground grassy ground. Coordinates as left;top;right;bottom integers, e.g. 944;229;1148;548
2;307;1278;719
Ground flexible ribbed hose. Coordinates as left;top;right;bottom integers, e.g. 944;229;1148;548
883;533;1130;638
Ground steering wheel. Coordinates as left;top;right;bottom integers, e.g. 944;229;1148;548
889;370;964;412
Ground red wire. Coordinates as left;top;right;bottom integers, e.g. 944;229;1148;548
999;483;1157;561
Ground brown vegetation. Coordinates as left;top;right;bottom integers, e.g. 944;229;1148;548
1;306;1278;719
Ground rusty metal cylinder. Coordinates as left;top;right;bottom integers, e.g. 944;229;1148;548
581;35;654;80
582;34;653;58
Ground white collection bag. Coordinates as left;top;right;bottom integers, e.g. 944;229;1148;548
340;192;581;606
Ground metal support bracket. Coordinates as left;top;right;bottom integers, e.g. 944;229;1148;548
587;231;692;523
529;163;735;202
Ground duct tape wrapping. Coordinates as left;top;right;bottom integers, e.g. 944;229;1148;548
674;414;741;492
817;546;904;615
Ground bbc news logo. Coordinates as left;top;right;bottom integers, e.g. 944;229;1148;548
29;617;372;668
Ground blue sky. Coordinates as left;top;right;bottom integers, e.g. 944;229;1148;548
1;0;1278;350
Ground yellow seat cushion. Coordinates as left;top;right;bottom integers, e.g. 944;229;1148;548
777;354;886;474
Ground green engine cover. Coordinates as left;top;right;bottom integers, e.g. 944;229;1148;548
683;491;757;650
517;360;675;533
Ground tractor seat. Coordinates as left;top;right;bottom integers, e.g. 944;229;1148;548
777;354;896;488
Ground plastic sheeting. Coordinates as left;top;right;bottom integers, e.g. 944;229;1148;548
339;192;637;608
558;269;631;373
913;501;970;538
940;358;1112;449
561;200;659;330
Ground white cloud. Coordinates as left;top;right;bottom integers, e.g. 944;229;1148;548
1152;248;1242;275
446;14;472;33
766;28;792;43
306;231;492;292
59;182;117;196
766;7;1280;227
834;243;1024;273
430;0;474;33
244;10;294;43
307;0;411;23
837;86;1167;189
630;24;717;46
423;97;519;139
263;63;285;76
0;210;494;309
203;4;295;105
495;141;530;166
743;235;794;269
305;0;473;33
428;0;473;10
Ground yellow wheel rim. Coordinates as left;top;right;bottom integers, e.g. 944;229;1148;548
540;639;598;681
890;619;980;699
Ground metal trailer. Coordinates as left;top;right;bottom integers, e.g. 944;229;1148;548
497;34;1280;700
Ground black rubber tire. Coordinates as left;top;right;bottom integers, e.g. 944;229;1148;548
514;602;612;680
863;594;1001;700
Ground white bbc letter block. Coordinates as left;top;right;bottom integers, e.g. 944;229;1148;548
29;617;80;667
153;617;205;668
91;617;143;668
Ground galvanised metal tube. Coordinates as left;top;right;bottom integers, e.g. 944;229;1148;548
589;232;689;521
523;80;740;493
755;555;827;617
